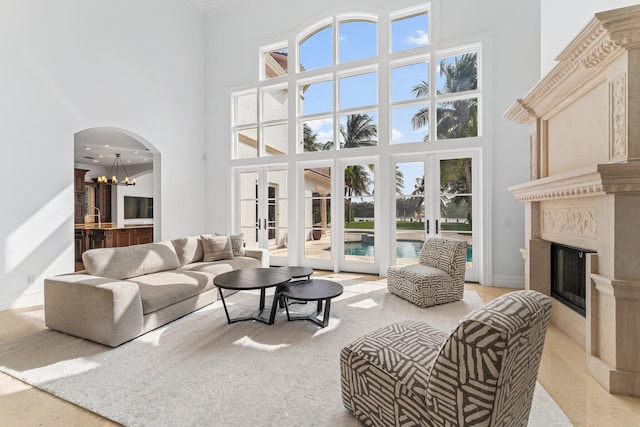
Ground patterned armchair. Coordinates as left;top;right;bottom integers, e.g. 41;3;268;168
387;236;467;307
340;290;552;426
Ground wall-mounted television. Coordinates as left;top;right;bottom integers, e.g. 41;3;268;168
124;196;153;219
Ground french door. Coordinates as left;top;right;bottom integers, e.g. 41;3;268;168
393;151;478;282
236;167;288;266
299;158;379;274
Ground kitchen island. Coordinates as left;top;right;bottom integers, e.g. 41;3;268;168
75;223;154;263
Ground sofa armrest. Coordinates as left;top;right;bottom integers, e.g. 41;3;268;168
244;248;270;268
44;274;144;347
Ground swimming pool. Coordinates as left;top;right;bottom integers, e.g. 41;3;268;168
344;240;473;261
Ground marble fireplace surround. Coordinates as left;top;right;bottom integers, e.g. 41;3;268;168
505;5;640;397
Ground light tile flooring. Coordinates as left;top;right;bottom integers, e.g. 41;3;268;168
1;272;639;426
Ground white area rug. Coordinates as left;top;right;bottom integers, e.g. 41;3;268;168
0;281;572;426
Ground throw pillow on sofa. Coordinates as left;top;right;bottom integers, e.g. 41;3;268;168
201;235;234;261
229;233;245;257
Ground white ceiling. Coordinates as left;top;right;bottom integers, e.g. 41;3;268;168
74;128;152;168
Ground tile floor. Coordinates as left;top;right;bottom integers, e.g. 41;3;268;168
1;272;639;426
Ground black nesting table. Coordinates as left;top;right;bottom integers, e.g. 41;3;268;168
213;268;291;325
275;266;313;281
279;279;344;328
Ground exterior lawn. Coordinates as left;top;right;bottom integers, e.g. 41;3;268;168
344;221;472;233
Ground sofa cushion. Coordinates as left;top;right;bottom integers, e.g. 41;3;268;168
179;256;260;275
126;270;215;314
201;235;234;261
83;242;180;280
171;236;204;266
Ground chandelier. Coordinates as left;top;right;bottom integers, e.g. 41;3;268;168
98;153;136;186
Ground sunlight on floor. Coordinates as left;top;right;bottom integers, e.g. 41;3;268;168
233;336;289;352
312;318;341;336
347;298;379;309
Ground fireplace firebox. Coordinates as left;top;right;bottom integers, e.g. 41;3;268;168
551;243;590;316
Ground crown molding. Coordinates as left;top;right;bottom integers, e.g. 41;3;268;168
503;4;640;124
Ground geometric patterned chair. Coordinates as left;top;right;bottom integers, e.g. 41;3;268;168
340;290;552;426
387;236;467;307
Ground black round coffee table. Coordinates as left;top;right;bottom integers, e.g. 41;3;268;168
279;279;344;328
213;268;291;325
275;266;313;281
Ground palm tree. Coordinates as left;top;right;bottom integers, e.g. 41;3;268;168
344;164;371;222
395;165;404;196
339;113;377;222
303;123;321;152
340;113;377;148
410;54;476;225
410;80;429;134
411;52;478;141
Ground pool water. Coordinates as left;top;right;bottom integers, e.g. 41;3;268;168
344;240;473;261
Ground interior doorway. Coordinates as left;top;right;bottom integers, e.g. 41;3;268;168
73;127;160;269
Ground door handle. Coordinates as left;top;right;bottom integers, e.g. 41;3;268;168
435;219;439;234
426;219;430;234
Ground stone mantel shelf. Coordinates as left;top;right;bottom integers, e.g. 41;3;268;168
504;4;640;123
509;162;640;202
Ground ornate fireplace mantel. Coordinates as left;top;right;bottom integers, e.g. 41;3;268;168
505;5;640;397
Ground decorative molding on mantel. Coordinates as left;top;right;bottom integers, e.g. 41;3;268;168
508;163;640;202
592;274;640;301
542;208;598;239
503;5;640;124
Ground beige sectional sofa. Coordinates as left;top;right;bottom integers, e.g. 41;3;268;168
44;235;268;347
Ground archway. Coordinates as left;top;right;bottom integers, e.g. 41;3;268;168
73;127;161;269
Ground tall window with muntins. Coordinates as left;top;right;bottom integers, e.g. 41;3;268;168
233;5;481;159
339;20;377;63
230;4;481;273
391;10;429;52
262;85;288;156
435;51;478;140
299;25;332;72
233;91;258;159
391;59;429;144
299;78;333;152
338;70;378;149
262;46;288;79
298;17;379;153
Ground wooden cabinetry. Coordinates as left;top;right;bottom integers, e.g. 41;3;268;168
82;226;154;251
134;227;154;244
113;229;131;247
95;183;112;223
74;229;84;262
74;169;88;224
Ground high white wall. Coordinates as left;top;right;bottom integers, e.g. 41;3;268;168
204;0;541;286
541;0;639;75
0;0;206;310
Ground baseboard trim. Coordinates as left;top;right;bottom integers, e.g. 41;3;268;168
0;290;44;312
491;275;525;289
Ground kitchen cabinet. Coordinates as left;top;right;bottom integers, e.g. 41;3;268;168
134;227;154;244
113;229;131;247
74;169;88;224
79;226;154;252
95;183;112;223
74;229;84;262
